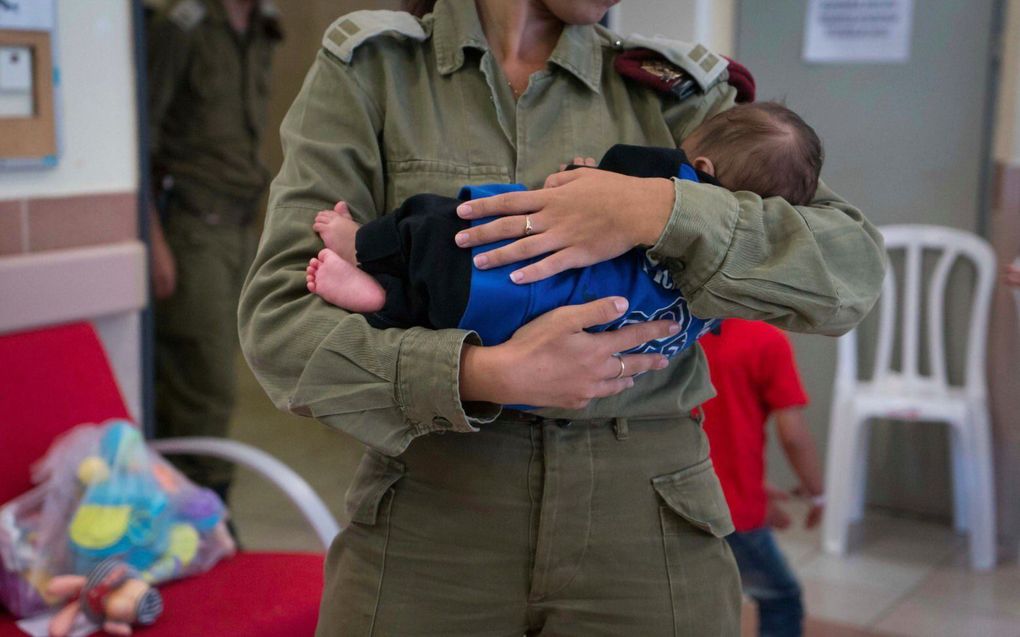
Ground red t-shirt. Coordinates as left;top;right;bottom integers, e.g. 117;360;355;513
699;319;809;532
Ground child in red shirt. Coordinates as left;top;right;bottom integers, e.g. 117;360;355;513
700;319;825;637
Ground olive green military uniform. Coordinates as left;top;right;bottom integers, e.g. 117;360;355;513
148;0;280;488
239;2;885;634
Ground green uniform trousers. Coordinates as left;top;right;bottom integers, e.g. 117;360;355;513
154;207;256;488
317;412;741;636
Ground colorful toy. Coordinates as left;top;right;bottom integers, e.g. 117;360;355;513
46;558;164;637
66;422;230;579
0;420;235;621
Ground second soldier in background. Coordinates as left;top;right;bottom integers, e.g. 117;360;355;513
146;0;282;502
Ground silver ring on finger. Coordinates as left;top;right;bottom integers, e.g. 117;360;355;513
523;215;534;236
612;353;626;380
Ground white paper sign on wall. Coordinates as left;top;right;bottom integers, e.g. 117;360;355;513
0;0;56;32
803;0;915;64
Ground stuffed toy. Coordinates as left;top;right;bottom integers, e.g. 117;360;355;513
45;558;163;636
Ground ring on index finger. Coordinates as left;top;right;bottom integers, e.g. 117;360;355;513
612;353;626;379
523;215;534;237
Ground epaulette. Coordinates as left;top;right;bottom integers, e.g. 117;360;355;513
322;10;428;64
620;35;728;92
167;0;206;32
615;36;756;103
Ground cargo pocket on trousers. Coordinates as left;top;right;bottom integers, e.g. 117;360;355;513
653;457;734;537
344;449;406;526
653;457;741;635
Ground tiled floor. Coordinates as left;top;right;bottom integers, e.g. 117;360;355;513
226;358;1020;636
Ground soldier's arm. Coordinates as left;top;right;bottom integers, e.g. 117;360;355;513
238;49;500;456
655;81;886;335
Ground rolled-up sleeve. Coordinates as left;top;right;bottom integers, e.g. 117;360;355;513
655;79;886;335
238;50;499;456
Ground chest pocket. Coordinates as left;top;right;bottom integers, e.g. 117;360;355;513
384;159;510;211
189;40;237;101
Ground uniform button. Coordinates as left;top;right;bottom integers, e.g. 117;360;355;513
614;39;622;48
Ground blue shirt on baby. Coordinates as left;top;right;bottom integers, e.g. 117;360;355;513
456;165;719;357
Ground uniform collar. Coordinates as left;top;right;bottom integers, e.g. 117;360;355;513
204;0;228;23
432;0;602;94
548;23;602;94
204;0;277;32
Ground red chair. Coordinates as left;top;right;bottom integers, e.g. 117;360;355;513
0;323;336;636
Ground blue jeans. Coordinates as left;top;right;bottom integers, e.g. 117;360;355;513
726;528;804;637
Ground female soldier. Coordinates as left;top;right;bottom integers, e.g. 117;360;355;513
238;1;885;635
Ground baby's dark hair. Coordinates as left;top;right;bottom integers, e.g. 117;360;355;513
684;102;823;205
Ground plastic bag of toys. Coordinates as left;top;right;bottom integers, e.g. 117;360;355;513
0;420;235;619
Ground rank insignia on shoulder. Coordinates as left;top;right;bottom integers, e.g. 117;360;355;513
615;49;699;100
323;10;428;63
167;0;206;32
614;35;756;103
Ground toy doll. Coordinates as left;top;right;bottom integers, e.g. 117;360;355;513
45;558;163;637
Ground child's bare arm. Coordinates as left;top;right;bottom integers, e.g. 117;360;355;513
774;407;825;527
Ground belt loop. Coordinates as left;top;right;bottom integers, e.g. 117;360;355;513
612;417;629;441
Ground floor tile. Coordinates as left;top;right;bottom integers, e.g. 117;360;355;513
226;356;364;547
873;599;1020;637
907;560;1020;617
795;550;935;596
799;575;904;626
236;513;323;553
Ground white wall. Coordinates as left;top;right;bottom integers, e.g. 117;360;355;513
612;0;735;56
995;0;1020;165
0;0;137;198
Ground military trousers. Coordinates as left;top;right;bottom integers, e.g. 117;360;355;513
316;411;741;636
154;206;256;489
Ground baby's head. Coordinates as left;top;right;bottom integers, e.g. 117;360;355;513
680;102;823;205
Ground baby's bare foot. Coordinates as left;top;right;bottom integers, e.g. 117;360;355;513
306;248;386;313
312;202;360;262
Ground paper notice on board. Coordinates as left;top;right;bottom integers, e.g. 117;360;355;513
803;0;915;64
0;0;56;32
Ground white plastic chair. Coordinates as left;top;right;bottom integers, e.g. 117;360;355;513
821;224;997;570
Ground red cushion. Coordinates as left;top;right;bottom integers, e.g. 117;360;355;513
0;323;131;505
0;553;324;637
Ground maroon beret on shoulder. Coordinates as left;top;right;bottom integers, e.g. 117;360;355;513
721;56;756;103
614;49;756;103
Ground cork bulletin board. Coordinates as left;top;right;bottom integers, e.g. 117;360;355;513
0;29;56;160
0;1;59;168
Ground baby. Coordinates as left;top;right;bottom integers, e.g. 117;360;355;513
306;102;823;357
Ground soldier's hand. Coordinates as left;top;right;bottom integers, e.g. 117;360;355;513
459;297;676;409
453;169;675;284
1004;261;1020;288
151;231;177;300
